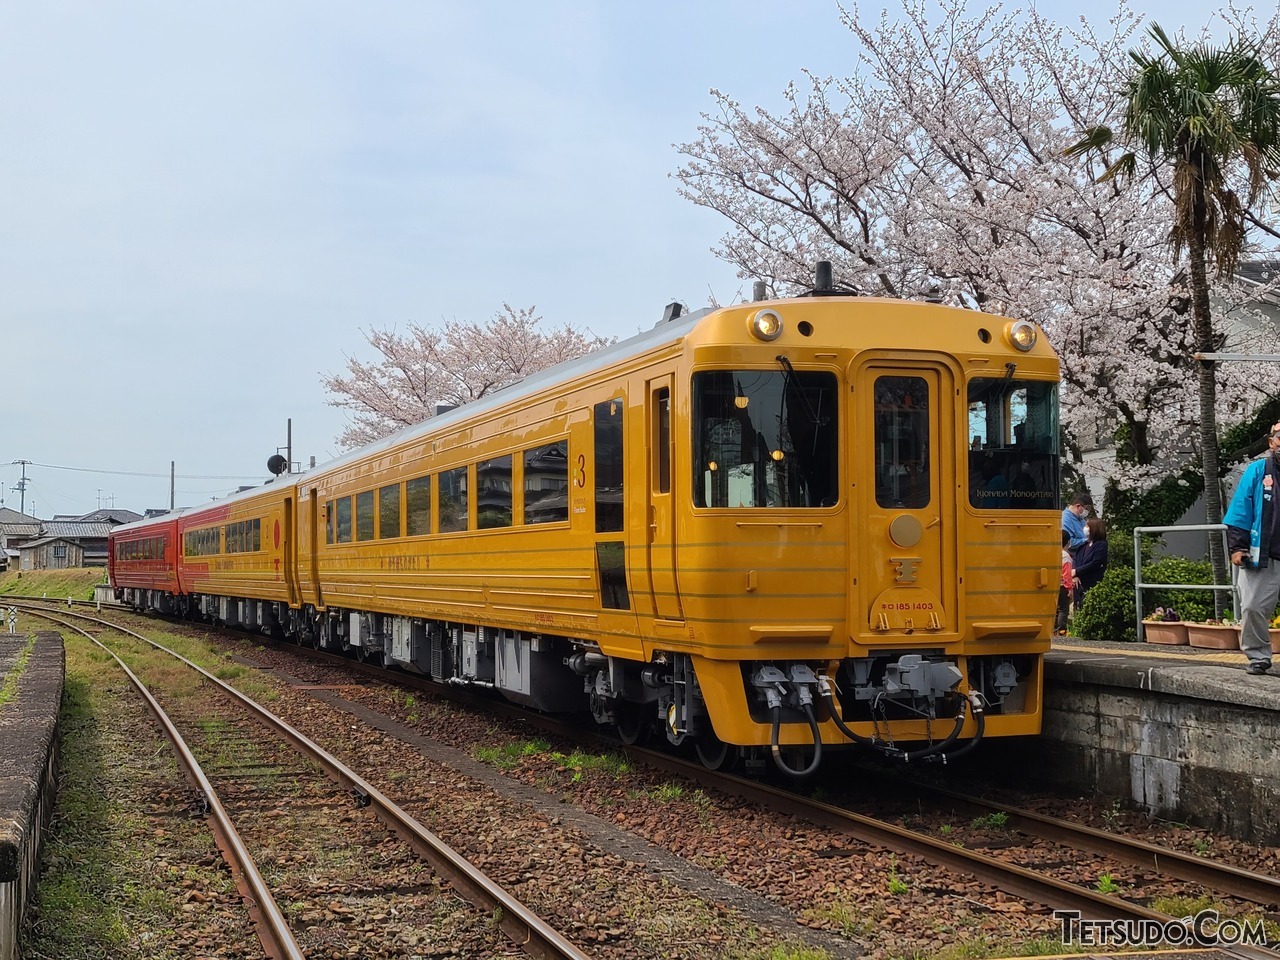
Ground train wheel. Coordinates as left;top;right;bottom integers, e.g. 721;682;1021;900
694;734;738;772
615;704;649;746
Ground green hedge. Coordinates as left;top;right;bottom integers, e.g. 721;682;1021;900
1071;556;1230;641
1141;556;1216;623
1072;565;1137;643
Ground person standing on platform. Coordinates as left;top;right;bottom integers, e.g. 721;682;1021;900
1224;422;1280;675
1072;517;1109;607
1056;531;1073;636
1062;492;1092;557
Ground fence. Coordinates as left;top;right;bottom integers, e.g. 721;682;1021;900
1132;523;1238;642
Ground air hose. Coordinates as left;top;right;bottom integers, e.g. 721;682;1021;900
769;701;823;777
818;676;979;763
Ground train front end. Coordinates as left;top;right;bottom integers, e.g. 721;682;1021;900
672;290;1059;771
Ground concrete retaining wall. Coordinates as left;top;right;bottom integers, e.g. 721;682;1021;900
0;632;64;960
984;650;1280;845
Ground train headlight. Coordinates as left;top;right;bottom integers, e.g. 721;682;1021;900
1006;320;1038;352
748;309;783;341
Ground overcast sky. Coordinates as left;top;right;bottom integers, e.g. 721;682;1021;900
0;0;1225;518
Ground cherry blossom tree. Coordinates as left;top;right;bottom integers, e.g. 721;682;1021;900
676;0;1280;496
1067;20;1280;597
323;304;613;449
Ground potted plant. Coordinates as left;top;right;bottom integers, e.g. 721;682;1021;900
1186;616;1241;650
1142;607;1188;645
1269;613;1280;655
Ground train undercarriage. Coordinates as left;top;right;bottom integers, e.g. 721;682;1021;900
120;587;1034;775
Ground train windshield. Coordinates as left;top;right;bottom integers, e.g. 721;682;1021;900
693;369;839;508
967;377;1059;510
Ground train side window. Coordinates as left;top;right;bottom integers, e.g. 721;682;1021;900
596;541;630;610
439;467;469;533
336;497;353;543
406;476;431;536
594;399;624;532
478;455;512;529
326;500;335;544
356;490;375;541
873;376;930;509
379;483;401;538
655;387;671;494
252;518;261;551
524;441;569;524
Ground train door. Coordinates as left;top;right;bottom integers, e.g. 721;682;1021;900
853;361;958;638
593;397;630;614
308;487;325;610
645;375;684;622
283;495;298;607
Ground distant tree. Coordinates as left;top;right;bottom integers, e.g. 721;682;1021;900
1066;22;1280;603
323;304;613;449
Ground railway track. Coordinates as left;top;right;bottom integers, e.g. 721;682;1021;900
20;603;592;960
26;599;1280;956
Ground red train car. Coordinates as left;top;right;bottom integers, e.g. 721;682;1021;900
108;514;181;613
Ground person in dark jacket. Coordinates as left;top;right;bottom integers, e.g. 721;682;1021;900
1223;422;1280;675
1072;517;1108;607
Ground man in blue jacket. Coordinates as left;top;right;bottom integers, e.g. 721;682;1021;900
1061;492;1091;557
1223;423;1280;675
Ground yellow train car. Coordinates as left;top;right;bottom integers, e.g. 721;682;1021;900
111;268;1059;774
172;481;297;628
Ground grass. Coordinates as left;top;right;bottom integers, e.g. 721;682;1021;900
971;811;1009;829
24;628;257;957
0;635;36;707
0;568;104;602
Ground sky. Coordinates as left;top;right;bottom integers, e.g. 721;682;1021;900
0;0;1225;518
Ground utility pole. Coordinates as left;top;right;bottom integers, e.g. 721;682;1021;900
170;461;175;511
11;460;31;516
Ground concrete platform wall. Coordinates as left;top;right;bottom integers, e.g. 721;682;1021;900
993;652;1280;845
0;632;64;960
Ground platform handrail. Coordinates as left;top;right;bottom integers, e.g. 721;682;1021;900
1132;523;1238;642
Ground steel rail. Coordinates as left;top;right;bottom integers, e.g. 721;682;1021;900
22;607;304;960
888;778;1280;908
628;748;1171;924
20;603;592;960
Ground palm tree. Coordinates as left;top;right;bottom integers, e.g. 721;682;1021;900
1067;23;1280;608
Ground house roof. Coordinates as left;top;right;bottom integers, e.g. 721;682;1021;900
76;508;142;524
38;521;113;539
0;507;39;523
19;536;75;550
1238;259;1280;307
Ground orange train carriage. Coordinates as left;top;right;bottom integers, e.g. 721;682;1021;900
111;275;1060;774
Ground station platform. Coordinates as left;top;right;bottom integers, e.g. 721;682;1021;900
976;635;1280;846
0;631;63;960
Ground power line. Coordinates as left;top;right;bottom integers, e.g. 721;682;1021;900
20;460;262;481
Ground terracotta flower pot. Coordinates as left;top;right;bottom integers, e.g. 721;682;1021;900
1186;623;1240;650
1143;622;1189;645
1269;629;1280;655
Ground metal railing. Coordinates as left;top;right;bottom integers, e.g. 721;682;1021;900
1132;524;1238;642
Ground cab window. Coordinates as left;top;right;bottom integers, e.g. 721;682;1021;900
693;369;838;508
968;378;1059;510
